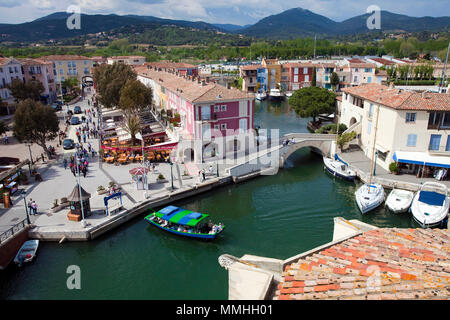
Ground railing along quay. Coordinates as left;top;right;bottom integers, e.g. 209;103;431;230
0;218;29;245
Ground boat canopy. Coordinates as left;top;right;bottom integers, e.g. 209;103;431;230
393;151;450;169
418;191;446;206
155;206;209;226
334;154;349;167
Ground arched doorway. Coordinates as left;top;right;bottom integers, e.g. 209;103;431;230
349;117;357;126
183;148;195;163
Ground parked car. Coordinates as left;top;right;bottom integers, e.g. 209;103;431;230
51;104;62;111
73;106;82;114
63;139;75;150
70;116;80;125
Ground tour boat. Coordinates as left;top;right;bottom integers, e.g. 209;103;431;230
323;155;356;181
14;240;39;267
355;183;385;214
385;189;414;214
255;91;267;101
285;92;293;98
144;205;225;240
410;182;449;228
268;88;283;100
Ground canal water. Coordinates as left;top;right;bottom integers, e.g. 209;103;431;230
0;99;417;300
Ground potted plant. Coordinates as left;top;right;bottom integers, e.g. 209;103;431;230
157;174;167;183
389;162;399;175
97;185;108;195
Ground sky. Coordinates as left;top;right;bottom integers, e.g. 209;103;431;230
0;0;449;25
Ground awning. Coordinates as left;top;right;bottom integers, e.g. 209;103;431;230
393;151;450;169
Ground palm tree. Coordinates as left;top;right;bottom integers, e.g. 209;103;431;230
122;113;141;146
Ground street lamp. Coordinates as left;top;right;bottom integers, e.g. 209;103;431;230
24;140;33;166
373;150;378;176
21;190;30;225
169;161;174;190
216;161;219;177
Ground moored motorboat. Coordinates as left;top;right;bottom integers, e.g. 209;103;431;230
268;88;283;100
410;182;449;228
323;156;356;181
14;240;39;267
255;91;267;101
355;183;385;214
385;189;414;213
144;205;224;240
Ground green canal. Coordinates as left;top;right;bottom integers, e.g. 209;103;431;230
0;99;417;300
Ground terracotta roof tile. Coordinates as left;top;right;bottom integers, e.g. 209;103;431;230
273;228;450;300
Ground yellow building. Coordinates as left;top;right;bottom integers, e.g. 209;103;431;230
42;55;95;84
262;58;281;90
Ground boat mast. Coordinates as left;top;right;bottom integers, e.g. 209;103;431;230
439;42;450;93
368;104;381;186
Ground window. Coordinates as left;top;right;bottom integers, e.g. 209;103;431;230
446;136;450;151
303;67;308;74
294;68;298;75
214;124;220;130
353;76;358;82
405;112;416;123
367;76;372;83
221;105;227;112
84;61;87;65
428;112;442;129
355;68;359;72
214;105;220;112
60;69;63;74
220;123;227;130
325;76;329;81
294;75;298;82
429;134;441;151
367;121;372;134
368;103;374;118
304;75;309;82
442;112;450;128
407;134;417;147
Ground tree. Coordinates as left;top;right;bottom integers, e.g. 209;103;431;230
330;72;339;92
13;99;59;157
7;78;44;102
118;79;153;114
337;131;356;151
62;77;79;94
311;66;317;87
122;113;141;145
288;86;336;122
93;62;137;109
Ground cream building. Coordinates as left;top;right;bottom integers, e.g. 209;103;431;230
339;83;450;174
107;56;146;65
42;55;95;84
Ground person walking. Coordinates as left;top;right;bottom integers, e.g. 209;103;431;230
31;200;37;215
202;168;206;181
28;199;33;215
63;158;68;170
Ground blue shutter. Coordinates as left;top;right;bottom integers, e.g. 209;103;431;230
407;134;417;147
446;136;450;151
429;135;441;151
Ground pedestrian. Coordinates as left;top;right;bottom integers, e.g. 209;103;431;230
3;134;8;144
41;153;45;162
63;158;68;169
28;199;33;215
202;169;206;181
71;166;76;177
152;163;156;172
88;143;92;153
31;200;37;215
82;166;87;178
209;165;214;175
91;149;96;157
82;133;86;143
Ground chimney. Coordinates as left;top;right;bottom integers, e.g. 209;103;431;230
201;80;206;86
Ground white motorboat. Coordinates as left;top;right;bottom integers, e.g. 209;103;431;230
323;156;356;181
385;189;414;213
285;92;293;98
355;183;385;214
268;88;283;100
410;182;449;228
255;91;267;101
14;240;39;267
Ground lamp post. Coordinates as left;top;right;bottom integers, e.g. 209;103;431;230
169;161;174;190
216;161;219;177
24;140;33;166
21;190;30;225
373;150;378;176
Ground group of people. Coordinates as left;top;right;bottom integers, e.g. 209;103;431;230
27;198;38;215
282;138;296;146
3;134;8;144
64;153;89;178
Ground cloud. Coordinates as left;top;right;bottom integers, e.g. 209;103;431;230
0;0;20;8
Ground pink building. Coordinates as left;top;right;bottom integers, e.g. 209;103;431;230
136;66;254;162
19;58;57;104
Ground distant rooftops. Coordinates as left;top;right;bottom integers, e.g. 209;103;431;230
342;83;450;111
41;55;91;61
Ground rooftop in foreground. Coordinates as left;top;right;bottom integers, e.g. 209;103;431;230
274;227;450;300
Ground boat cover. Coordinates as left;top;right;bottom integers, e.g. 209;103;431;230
334;154;349;167
159;206;184;220
155;207;208;226
418;191;446;206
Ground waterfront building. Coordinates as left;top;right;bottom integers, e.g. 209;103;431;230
106;55;146;65
284;63;314;91
348;62;378;86
135;65;255;162
239;65;258;93
339;83;450;173
19;58;57;105
316;63;336;90
41;55;95;84
0;57;24;115
262;58;281;91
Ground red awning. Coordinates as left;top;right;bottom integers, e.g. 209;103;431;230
129;167;149;175
101;142;178;152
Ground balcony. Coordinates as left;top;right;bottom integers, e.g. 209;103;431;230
201;113;218;122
